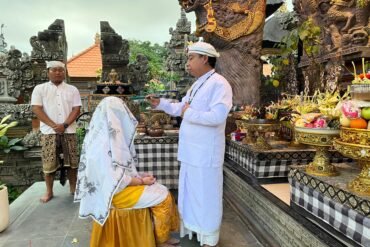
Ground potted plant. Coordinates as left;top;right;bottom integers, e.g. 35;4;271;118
0;182;9;232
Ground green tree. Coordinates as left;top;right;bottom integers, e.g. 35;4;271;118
128;40;170;80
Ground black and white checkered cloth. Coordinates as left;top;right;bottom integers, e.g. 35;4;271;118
226;140;351;178
135;138;179;189
290;179;370;247
225;140;311;178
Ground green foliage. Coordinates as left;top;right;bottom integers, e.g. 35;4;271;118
357;0;370;8
0;181;22;203
0;115;18;138
0;115;27;153
76;127;86;155
128;40;168;79
128;40;180;88
298;18;321;58
0;136;27;153
268;18;321;88
144;79;166;94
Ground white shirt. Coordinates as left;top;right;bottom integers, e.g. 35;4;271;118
31;81;82;134
156;69;233;167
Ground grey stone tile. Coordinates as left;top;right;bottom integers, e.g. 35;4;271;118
5;183;262;247
67;216;92;233
62;231;91;247
1;237;64;247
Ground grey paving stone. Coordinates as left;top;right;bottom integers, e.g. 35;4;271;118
0;182;262;247
1;237;64;247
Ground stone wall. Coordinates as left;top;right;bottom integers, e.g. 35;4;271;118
223;162;353;247
0;148;43;189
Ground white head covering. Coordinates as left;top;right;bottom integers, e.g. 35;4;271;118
187;42;220;57
74;96;138;225
46;60;65;69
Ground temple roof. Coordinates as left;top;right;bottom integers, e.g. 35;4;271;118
263;13;290;44
266;0;284;18
67;34;102;78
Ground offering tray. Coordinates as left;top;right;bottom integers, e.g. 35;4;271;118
243;119;281;150
295;127;339;177
333;127;370;196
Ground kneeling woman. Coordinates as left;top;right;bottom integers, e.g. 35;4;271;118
74;97;180;247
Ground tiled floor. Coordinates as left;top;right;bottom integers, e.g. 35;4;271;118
261;183;291;205
0;182;262;247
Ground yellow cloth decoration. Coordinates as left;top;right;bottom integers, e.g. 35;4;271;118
90;186;179;247
112;185;145;208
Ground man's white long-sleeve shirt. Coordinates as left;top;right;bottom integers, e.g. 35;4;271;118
156;69;233;167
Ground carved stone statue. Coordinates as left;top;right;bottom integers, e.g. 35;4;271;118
166;9;198;90
178;0;267;105
29;19;68;91
128;54;149;92
100;21;130;83
294;0;370;54
30;19;67;61
0;24;7;54
294;0;370;91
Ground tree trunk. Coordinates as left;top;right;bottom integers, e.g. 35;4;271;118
217;48;261;106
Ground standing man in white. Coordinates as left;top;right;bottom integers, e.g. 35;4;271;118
31;61;82;203
147;42;233;247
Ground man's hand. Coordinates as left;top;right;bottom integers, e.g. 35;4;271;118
181;102;190;118
53;124;65;134
145;94;160;108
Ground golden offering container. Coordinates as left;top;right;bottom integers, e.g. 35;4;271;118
242;119;281;150
235;120;254;144
333;127;370;196
282;121;305;148
295;127;339;177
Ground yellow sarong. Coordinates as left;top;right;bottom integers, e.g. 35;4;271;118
90;186;179;247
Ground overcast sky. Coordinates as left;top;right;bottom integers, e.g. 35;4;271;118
0;0;293;58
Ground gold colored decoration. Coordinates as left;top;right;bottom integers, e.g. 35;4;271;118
334;136;370;196
243;120;280;150
204;0;217;33
149;112;171;126
282;121;305;148
295;127;339;177
339;127;370;146
196;0;266;41
235;120;254;144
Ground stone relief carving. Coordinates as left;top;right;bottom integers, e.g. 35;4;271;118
178;0;267;105
294;0;370;54
100;21;130;84
29;19;67;92
22;130;42;147
30;19;67;61
128;54;149;92
0;104;33;125
166;9;198;91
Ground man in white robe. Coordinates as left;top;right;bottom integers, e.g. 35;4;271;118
147;42;233;247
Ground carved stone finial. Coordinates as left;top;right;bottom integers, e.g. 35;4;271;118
95;33;100;44
0;24;7;54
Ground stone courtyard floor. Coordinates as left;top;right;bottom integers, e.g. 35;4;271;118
0;182;263;247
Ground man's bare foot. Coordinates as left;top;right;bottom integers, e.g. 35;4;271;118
40;193;53;203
